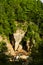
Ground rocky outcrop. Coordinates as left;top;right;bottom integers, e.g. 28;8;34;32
14;29;25;51
0;36;3;42
0;29;32;60
0;36;15;56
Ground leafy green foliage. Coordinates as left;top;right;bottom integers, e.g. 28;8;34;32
0;0;16;36
0;41;7;52
0;0;43;36
30;40;43;65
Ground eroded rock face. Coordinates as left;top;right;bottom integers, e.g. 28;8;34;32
0;29;31;59
0;36;15;56
22;40;31;52
14;29;25;51
17;44;22;51
9;34;15;50
26;40;30;52
0;36;3;42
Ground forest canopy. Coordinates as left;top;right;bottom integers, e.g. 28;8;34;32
0;0;43;37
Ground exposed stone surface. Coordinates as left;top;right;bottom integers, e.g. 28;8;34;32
17;44;22;51
0;29;31;60
26;40;30;52
14;29;25;51
0;36;3;42
0;36;15;56
19;55;29;60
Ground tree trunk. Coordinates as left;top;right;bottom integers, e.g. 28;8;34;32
9;33;15;50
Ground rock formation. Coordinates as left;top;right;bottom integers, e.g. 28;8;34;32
14;29;25;51
0;29;32;60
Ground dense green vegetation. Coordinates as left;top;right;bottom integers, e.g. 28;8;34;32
0;0;43;36
0;0;43;65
